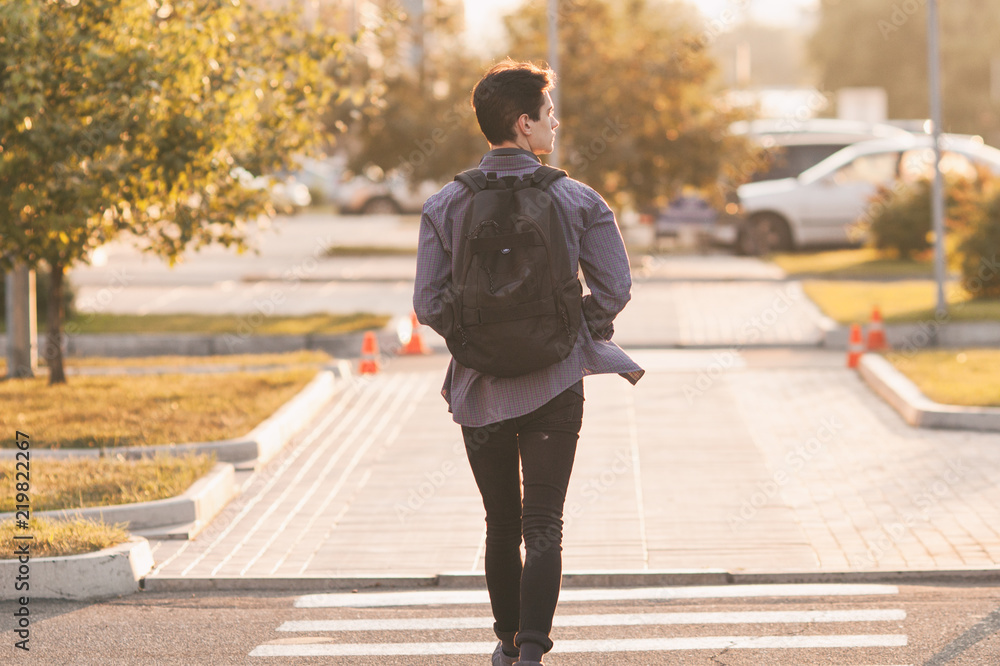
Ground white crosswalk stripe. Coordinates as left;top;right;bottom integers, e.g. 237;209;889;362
277;609;907;632
250;635;908;657
250;583;911;660
292;583;900;608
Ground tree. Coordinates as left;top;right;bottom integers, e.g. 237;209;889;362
334;0;487;184
502;0;758;210
0;0;351;384
809;0;1000;145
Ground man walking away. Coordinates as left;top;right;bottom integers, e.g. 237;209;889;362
414;60;644;666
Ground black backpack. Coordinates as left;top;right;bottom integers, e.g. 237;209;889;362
446;165;582;377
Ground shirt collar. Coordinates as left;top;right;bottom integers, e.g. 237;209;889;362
479;148;542;171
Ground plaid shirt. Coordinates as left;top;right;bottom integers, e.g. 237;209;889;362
413;148;644;427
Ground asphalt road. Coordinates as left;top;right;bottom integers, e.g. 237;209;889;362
65;212;833;349
68;212;421;290
10;583;1000;665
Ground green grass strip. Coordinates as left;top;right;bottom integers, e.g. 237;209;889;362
803;280;1000;324
772;248;935;279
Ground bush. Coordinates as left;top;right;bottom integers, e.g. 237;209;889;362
866;180;932;259
958;189;1000;299
865;176;989;261
0;267;76;327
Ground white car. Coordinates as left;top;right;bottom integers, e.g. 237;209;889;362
335;171;443;215
702;118;912;248
231;166;311;210
727;133;1000;255
728;118;912;183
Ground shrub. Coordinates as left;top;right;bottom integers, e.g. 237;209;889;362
866;180;932;259
864;175;990;261
958;188;1000;299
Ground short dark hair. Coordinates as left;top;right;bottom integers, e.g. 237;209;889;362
471;60;555;146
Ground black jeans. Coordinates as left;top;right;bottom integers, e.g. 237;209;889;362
461;385;584;655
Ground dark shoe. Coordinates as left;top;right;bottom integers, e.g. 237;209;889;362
492;641;518;666
513;661;542;666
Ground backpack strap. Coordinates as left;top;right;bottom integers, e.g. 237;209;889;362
530;165;568;191
454;169;490;193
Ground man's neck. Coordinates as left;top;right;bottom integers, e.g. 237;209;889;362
483;146;541;162
491;141;535;153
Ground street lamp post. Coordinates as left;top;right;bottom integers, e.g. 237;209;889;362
548;0;560;167
927;0;947;321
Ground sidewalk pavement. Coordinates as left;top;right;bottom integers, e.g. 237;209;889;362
144;347;1000;587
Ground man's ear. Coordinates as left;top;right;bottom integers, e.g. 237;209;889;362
516;113;531;135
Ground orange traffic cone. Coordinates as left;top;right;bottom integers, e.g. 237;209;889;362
358;331;380;375
846;323;865;369
867;305;888;351
400;311;430;355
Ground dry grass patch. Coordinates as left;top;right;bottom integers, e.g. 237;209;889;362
65;312;389;335
888;349;1000;407
61;350;332;369
323;244;417;256
0;453;216;512
0;368;318;449
0;516;131;559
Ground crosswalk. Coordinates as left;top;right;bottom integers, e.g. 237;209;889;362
249;583;911;661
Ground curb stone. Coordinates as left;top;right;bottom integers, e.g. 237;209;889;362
1;331;372;359
822;320;1000;350
858;353;1000;432
0;462;237;537
0;536;154;601
140;567;1000;594
0;361;352;464
0;321;402;360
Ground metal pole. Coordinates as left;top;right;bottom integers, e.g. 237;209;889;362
928;0;947;320
547;0;560;167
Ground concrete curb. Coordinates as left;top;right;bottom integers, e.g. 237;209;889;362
0;462;237;534
1;536;154;601
142;575;440;593
1;332;368;359
858;353;1000;432
0;361;352;464
141;566;1000;593
822;320;1000;350
0;327;403;360
435;570;731;588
